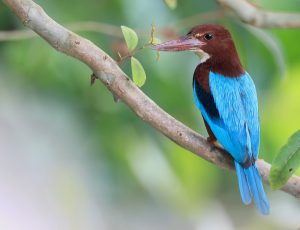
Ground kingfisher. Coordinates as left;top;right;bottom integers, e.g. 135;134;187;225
153;24;270;215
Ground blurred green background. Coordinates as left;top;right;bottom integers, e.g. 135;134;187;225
0;0;300;229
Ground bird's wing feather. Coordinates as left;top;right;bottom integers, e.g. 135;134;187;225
237;73;260;158
193;71;260;163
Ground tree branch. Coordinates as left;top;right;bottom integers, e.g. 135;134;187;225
218;0;300;28
3;0;300;198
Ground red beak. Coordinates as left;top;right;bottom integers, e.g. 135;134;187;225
152;35;204;52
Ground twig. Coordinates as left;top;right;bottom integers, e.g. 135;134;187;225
2;0;300;43
0;29;35;41
218;0;300;28
3;0;300;198
0;21;122;41
0;11;223;42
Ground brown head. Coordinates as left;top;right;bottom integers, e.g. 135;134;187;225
153;24;244;77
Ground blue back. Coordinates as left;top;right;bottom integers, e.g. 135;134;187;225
193;71;260;164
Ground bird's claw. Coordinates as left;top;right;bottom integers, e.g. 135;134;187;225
207;136;217;145
207;136;219;152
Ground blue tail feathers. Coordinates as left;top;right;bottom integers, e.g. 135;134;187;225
235;161;270;215
235;161;251;205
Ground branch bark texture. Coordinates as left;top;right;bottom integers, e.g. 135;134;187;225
218;0;300;28
3;0;300;198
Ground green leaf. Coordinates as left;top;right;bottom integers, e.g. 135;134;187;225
164;0;177;9
270;130;300;190
131;57;146;87
121;25;138;52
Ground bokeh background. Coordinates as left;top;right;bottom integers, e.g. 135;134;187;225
0;0;300;229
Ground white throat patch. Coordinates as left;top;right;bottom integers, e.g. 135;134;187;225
194;50;210;64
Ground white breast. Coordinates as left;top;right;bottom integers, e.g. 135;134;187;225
194;50;210;64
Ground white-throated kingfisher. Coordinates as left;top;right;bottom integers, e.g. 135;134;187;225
153;24;270;215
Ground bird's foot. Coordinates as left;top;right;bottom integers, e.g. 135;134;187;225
207;136;217;145
207;136;219;152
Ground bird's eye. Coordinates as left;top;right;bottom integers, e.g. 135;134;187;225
204;33;214;41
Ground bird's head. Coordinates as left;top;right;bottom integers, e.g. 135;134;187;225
153;24;244;76
153;24;237;64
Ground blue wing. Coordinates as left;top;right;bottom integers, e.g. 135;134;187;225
193;71;260;163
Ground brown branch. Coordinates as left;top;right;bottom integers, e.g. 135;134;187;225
218;0;300;28
2;0;300;198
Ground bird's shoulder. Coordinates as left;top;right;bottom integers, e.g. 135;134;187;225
208;71;258;127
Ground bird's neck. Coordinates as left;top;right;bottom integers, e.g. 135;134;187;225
193;51;244;93
195;41;245;77
205;54;244;77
